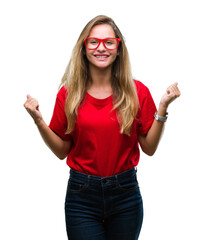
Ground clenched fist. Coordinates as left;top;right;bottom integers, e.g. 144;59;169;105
24;95;43;124
160;83;181;109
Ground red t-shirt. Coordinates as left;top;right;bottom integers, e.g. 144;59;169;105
49;80;157;177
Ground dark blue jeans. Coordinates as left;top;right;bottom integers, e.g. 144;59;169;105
65;168;143;240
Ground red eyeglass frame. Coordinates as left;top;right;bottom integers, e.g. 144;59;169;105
84;37;121;50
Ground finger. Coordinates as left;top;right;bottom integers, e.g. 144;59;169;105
26;96;38;105
177;89;181;97
167;86;174;95
171;83;181;97
173;88;181;97
170;86;177;96
29;100;39;110
24;98;39;111
24;99;32;108
167;83;179;96
27;94;32;100
24;95;33;107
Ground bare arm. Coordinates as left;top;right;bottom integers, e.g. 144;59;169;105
138;83;181;156
24;95;72;160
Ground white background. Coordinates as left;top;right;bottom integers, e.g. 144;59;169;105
1;0;204;239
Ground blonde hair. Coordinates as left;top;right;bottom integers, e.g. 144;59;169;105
60;15;139;136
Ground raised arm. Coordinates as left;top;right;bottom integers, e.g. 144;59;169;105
24;95;72;160
138;83;181;156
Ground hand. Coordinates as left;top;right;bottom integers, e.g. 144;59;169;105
160;83;181;110
24;95;43;124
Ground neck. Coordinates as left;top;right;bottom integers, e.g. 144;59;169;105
88;65;112;88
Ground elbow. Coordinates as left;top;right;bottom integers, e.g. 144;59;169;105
58;155;66;160
56;143;72;160
59;140;72;160
139;136;156;157
55;151;68;160
58;153;68;160
145;150;155;157
141;147;156;156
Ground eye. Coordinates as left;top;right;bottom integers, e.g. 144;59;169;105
88;39;98;45
105;39;114;45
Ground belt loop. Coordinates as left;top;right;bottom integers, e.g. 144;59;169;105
115;174;119;187
88;175;90;184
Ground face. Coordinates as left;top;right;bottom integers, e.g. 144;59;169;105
85;24;119;70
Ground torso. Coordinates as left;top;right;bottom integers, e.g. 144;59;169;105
49;80;157;177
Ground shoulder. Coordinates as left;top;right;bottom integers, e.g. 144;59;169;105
133;80;151;97
53;86;68;109
57;86;68;100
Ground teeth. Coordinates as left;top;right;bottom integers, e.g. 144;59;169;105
96;56;108;58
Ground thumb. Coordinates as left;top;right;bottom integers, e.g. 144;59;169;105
27;94;32;100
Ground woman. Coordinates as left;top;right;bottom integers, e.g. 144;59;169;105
24;15;180;240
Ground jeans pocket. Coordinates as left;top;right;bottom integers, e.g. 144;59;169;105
118;173;139;191
68;177;89;193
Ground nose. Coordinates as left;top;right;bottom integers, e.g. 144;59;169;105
97;41;106;51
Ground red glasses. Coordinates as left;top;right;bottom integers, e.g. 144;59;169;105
84;38;120;50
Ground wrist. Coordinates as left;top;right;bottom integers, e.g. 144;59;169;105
34;117;44;127
154;111;168;123
158;102;168;116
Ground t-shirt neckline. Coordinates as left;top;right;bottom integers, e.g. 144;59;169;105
86;92;112;106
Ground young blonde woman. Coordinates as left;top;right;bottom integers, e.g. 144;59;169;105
24;15;180;240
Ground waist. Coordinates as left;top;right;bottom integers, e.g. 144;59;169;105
69;167;137;185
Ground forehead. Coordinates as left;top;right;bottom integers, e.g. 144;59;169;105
88;24;116;38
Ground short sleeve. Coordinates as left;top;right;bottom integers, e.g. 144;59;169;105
49;87;72;141
135;81;157;135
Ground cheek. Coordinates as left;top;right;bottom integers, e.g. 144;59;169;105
85;50;94;61
111;51;119;61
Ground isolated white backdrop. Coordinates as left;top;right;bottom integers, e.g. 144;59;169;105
0;0;204;239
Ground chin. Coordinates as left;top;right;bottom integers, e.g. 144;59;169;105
89;60;111;69
94;63;113;70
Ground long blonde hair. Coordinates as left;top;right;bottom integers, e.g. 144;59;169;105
60;15;139;136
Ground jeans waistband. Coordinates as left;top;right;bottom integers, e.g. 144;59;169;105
69;168;137;184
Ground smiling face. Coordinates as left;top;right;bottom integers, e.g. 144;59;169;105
85;24;119;71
